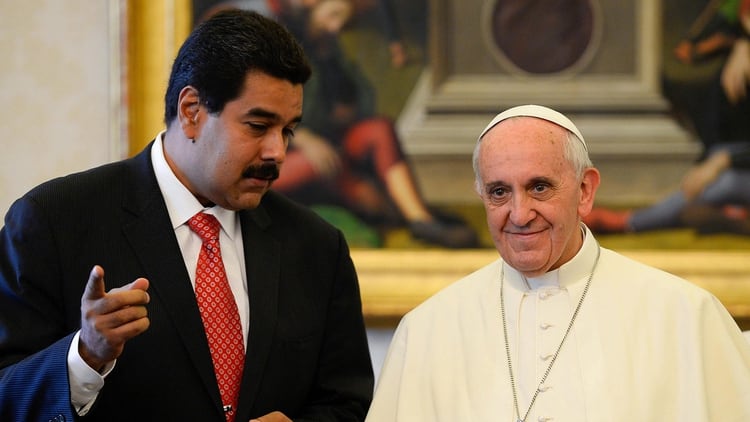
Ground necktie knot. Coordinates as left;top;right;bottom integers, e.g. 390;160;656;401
188;213;221;243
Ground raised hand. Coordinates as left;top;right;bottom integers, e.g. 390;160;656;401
78;265;150;371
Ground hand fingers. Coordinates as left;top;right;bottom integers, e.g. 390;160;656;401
130;277;150;292
84;273;150;316
92;283;150;315
79;272;151;368
82;265;106;301
98;303;149;328
98;307;151;341
109;277;150;296
79;309;150;369
82;267;149;302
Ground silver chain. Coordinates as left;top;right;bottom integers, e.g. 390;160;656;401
500;246;600;422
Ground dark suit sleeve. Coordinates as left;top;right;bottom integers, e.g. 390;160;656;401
0;334;76;422
0;195;78;422
294;231;374;421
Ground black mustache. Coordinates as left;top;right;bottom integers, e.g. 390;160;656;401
243;163;280;181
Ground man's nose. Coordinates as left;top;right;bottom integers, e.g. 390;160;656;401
508;194;536;226
261;131;288;161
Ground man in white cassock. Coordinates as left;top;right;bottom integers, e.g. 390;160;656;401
365;105;750;422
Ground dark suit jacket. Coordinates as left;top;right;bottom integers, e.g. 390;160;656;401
0;144;374;421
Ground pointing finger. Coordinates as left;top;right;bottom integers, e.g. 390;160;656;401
82;265;106;301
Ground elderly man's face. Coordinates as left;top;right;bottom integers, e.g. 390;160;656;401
476;117;599;277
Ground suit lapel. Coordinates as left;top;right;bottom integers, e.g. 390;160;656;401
236;205;281;414
120;146;223;409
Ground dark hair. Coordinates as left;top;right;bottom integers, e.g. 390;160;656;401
164;9;312;125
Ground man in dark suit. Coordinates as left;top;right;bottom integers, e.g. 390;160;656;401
0;9;373;422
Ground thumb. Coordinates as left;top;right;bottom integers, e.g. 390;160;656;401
83;265;106;300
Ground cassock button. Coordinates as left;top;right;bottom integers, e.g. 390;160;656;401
540;289;561;300
540;353;554;361
539;384;552;392
537;417;554;422
540;322;553;330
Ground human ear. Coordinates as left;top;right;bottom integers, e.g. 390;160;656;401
177;86;201;140
578;167;601;217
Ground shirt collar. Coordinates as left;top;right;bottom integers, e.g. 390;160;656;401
151;131;238;238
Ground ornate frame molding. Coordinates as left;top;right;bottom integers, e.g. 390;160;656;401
354;249;750;330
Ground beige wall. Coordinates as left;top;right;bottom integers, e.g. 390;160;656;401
0;1;120;215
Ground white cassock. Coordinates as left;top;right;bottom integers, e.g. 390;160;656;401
366;226;750;422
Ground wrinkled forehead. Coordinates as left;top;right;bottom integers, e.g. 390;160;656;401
477;118;578;183
478;104;586;151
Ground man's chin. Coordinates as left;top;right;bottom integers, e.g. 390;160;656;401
221;190;268;211
500;250;551;277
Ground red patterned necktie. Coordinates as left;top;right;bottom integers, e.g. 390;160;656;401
188;213;244;422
